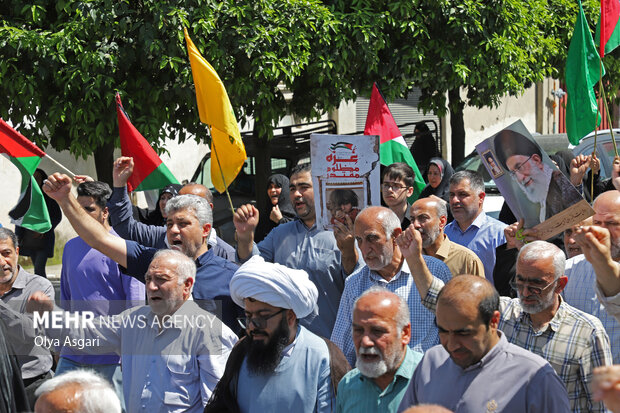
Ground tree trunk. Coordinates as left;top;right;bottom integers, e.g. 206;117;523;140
93;140;115;186
448;88;466;166
253;124;272;214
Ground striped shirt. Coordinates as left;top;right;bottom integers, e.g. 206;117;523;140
424;278;613;413
331;257;452;367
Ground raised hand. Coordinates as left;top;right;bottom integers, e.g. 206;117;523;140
396;226;423;259
570;154;591;186
112;156;134;187
592;365;620;413
270;205;283;223
42;173;73;202
233;204;260;240
73;175;94;184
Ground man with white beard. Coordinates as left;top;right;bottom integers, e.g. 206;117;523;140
397;227;613;413
336;288;422;413
331;207;452;367
493;129;584;224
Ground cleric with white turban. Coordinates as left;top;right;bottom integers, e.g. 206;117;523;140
229;255;319;319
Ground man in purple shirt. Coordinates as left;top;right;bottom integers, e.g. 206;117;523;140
57;181;145;403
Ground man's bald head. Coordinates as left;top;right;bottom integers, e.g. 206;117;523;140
593;190;620;260
34;370;121;413
355;206;401;239
180;183;210;202
435;275;501;368
438;275;499;324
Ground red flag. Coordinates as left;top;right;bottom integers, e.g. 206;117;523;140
0;119;46;158
600;0;620;57
115;93;179;192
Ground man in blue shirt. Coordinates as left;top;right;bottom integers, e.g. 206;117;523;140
233;164;360;337
443;170;506;280
336;287;422;413
107;156;235;261
42;172;241;332
331;207;452;366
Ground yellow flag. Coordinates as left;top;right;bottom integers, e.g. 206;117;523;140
184;28;247;193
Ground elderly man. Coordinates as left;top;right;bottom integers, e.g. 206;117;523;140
493;129;585;224
57;181;144;404
397;228;612;412
397;275;570;412
42;172;241;331
28;249;237;412
0;228;54;405
331;207;452;366
410;197;484;277
233;164;359;337
443;170;506;280
107;156;235;260
34;370;121;413
206;256;349;412
336;288;422;413
564;190;620;363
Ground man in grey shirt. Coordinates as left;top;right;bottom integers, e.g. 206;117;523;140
397;275;570;412
0;227;54;405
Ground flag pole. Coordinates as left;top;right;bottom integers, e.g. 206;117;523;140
43;154;76;178
209;126;236;216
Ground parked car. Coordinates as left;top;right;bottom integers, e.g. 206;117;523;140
572;129;620;179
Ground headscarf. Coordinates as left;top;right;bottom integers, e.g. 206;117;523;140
229;256;318;319
419;157;454;203
254;174;296;242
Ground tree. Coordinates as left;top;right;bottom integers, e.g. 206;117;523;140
0;0;352;197
327;0;613;164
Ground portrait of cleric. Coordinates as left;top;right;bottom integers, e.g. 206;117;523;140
493;129;583;225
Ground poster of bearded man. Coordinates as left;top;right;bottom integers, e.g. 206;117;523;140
475;119;593;240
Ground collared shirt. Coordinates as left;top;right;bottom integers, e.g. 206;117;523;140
336;347;423;413
237;325;334;413
44;300;237;412
240;219;361;338
596;284;620;323
60;232;145;365
431;234;485;278
124;241;240;331
564;254;620;364
330;258;452;366
423;277;612;413
397;332;570;412
107;186;236;261
444;211;506;281
0;266;54;379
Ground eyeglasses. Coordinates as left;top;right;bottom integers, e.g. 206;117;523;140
381;182;407;192
508;155;533;178
237;308;286;330
509;276;559;295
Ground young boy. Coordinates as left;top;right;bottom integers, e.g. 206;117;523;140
381;162;415;230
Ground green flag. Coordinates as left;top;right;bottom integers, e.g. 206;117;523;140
565;1;604;145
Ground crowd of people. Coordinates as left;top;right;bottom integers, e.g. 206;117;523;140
0;146;619;413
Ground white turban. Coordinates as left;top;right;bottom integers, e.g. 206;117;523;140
230;256;319;319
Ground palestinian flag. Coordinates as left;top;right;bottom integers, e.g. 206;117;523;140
116;93;180;192
0;119;51;232
596;0;620;57
364;83;426;200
